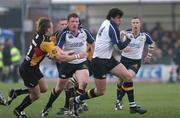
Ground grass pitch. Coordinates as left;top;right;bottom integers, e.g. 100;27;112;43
0;82;180;118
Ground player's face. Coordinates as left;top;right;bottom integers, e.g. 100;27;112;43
58;20;67;31
131;19;141;32
47;22;53;35
112;16;121;26
68;17;79;33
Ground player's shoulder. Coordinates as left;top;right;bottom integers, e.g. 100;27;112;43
142;31;151;37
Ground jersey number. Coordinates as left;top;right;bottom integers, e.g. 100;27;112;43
98;27;105;37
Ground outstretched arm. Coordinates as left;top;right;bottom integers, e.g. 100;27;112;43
55;47;87;62
144;41;155;64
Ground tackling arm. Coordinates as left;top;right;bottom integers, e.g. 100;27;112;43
144;41;155;64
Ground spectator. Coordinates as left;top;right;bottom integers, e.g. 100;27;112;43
173;40;180;82
2;38;12;82
10;45;21;83
0;42;4;82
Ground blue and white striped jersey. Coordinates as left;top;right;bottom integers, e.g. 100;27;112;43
121;30;153;59
57;27;95;64
93;19;131;59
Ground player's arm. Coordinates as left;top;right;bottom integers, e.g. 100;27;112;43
109;23;131;50
144;33;155;64
40;41;87;62
84;28;95;56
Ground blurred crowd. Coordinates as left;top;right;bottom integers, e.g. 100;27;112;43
142;22;180;65
0;39;21;83
143;22;180;82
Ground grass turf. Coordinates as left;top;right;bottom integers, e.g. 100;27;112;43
0;82;180;118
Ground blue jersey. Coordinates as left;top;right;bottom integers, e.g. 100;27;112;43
122;30;153;59
93;19;131;59
57;27;95;64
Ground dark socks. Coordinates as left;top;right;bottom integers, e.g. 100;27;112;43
117;84;125;101
15;88;29;96
77;88;97;102
46;88;59;108
64;90;71;108
123;82;136;107
16;95;32;111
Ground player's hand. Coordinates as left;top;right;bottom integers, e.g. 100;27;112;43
120;30;127;41
144;56;151;64
77;52;88;59
47;53;53;59
66;50;76;55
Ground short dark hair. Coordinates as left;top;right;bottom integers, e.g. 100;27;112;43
67;13;79;21
132;16;141;20
36;17;51;34
106;8;124;20
59;18;67;21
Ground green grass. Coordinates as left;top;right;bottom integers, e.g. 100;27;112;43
0;82;180;118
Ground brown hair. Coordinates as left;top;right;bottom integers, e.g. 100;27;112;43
67;13;79;21
36;17;51;34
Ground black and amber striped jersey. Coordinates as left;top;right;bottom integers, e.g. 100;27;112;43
87;44;93;61
24;33;58;66
50;30;62;45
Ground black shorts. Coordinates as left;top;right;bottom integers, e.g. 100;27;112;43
19;63;43;88
57;61;88;79
120;56;141;73
92;57;119;79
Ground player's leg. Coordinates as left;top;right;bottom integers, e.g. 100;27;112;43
110;63;135;112
110;63;135;81
7;87;29;105
73;58;108;104
74;69;89;95
7;63;32;105
14;84;41;118
41;78;68;117
112;59;147;114
74;78;106;103
0;90;6;106
74;69;89;112
115;79;125;110
123;80;147;114
56;77;77;115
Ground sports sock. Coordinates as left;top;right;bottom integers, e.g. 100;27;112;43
117;84;125;101
14;88;29;96
16;95;32;111
64;90;71;108
75;88;97;103
46;88;60;108
123;82;136;107
76;89;84;96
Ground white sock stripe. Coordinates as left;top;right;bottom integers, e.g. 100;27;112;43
129;102;136;105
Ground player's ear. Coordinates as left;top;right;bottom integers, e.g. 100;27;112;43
78;19;82;28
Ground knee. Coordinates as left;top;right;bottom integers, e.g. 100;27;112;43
54;87;62;94
124;73;134;81
96;88;105;96
79;80;88;89
31;94;40;101
40;87;48;93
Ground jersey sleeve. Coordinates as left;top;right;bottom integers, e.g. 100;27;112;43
49;35;57;44
40;41;58;58
109;22;131;50
84;28;95;44
57;31;66;48
145;33;153;44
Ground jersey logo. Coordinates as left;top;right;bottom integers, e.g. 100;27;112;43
52;49;57;55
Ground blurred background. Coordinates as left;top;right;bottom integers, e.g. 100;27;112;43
0;0;179;83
